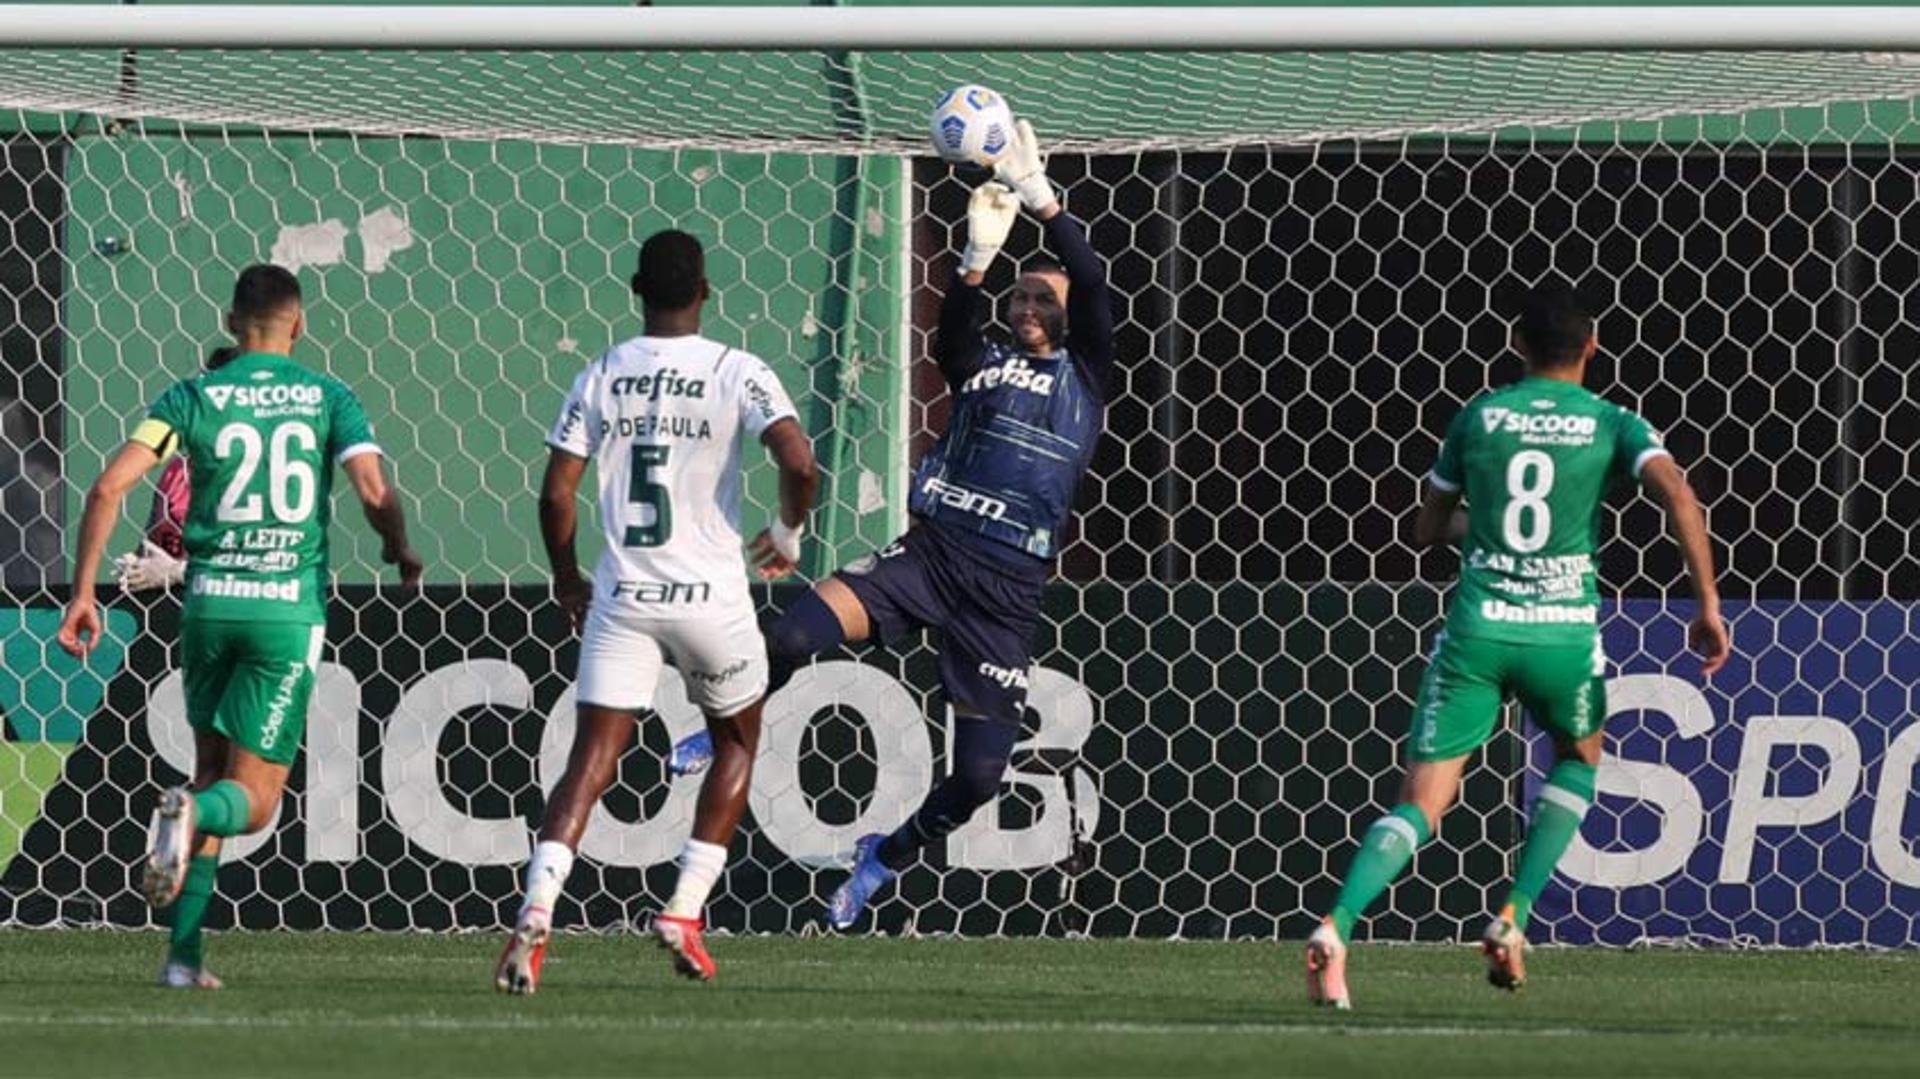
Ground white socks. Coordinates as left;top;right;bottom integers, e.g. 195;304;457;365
664;839;728;919
519;840;575;926
520;838;725;925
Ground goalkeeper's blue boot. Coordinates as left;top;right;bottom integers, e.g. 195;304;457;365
826;834;896;931
669;730;713;777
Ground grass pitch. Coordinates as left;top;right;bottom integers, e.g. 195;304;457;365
0;930;1911;1077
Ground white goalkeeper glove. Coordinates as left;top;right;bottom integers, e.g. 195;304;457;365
993;119;1057;215
960;182;1020;276
113;540;186;593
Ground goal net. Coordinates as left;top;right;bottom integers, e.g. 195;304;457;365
1;7;1915;947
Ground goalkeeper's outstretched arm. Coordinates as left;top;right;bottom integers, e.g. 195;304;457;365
937;183;1022;389
935;269;988;389
1040;208;1115;384
996;119;1116;388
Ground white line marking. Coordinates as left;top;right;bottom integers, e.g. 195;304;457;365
0;1010;1597;1040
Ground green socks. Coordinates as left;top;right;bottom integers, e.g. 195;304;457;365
1324;762;1596;943
1505;760;1598;931
192;781;251;838
167;783;247;969
1329;803;1433;942
165;854;220;970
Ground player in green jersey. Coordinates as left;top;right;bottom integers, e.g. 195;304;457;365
1304;283;1730;1009
56;265;422;989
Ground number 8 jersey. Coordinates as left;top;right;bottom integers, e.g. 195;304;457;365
131;350;381;624
547;334;797;617
1427;376;1668;646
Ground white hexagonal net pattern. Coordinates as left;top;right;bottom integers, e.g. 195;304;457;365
0;49;1916;946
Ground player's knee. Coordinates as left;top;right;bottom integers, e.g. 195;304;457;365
765;618;813;668
1558;732;1604;768
766;595;837;662
708;708;761;757
764;589;849;694
949;751;1009;810
947;713;1017;810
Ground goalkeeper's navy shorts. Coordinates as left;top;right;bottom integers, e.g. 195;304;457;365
833;519;1047;724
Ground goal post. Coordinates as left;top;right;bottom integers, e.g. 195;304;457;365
0;6;1914;946
8;5;1920;50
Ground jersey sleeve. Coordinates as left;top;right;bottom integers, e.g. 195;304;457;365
935;277;989;389
1612;406;1670;482
130;380;194;458
1044;211;1116;398
1428;405;1471;493
546;365;599;459
735;353;799;440
326;381;383;464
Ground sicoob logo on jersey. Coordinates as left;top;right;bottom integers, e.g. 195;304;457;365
1480;407;1597;444
206;384;323;409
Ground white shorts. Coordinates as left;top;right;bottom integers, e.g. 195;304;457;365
575;598;768;718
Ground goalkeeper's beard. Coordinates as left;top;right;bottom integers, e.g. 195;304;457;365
1014;310;1066;354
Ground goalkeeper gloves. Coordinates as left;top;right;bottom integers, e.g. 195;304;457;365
994;119;1058;215
113;540;186;592
960;182;1020;276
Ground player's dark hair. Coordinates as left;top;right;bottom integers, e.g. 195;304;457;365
632;229;707;310
1515;281;1595;368
1021;257;1068;281
230;264;302;324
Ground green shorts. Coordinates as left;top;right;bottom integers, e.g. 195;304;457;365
181;617;325;766
1406;631;1606;762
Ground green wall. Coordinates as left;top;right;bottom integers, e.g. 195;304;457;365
64;135;907;583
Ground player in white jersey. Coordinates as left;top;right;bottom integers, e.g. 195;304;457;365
495;230;818;992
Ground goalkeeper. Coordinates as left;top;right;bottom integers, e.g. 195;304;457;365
674;121;1116;929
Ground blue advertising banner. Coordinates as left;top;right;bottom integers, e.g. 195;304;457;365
1530;601;1920;947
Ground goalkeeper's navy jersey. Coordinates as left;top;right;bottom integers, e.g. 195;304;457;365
911;210;1115;570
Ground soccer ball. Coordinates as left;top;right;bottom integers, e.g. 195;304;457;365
929;85;1015;168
